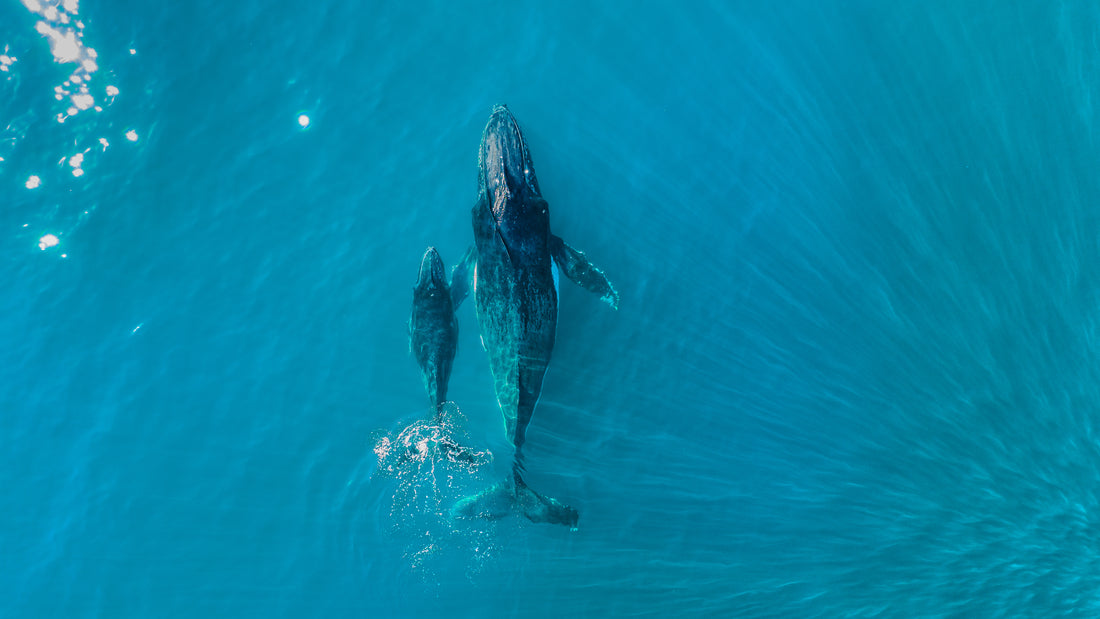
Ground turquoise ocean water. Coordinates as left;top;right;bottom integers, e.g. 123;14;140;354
5;1;1100;616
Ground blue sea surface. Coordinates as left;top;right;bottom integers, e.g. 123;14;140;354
5;1;1100;616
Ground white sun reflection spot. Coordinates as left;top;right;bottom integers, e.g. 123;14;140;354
298;114;310;128
72;92;93;109
36;23;80;63
38;234;59;250
68;149;90;176
24;0;103;118
26;175;41;189
125;130;138;142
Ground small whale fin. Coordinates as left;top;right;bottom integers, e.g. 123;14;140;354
437;437;493;470
449;246;477;309
549;234;619;310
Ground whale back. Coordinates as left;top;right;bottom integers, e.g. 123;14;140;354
410;250;459;409
472;190;558;449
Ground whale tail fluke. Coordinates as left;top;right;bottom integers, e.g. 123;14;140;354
450;471;578;529
450;481;514;520
432;402;492;470
437;434;493;470
384;428;492;474
375;403;492;475
514;477;579;528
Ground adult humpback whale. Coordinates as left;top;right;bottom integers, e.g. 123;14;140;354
453;105;619;527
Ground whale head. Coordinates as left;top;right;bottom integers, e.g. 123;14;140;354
414;247;448;296
479;105;541;213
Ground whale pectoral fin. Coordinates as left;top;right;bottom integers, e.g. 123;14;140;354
449;245;477;309
549;234;620;310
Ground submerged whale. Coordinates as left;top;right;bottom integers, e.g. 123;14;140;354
452;105;619;527
407;246;486;466
409;246;472;415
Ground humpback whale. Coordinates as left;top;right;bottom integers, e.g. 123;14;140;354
452;105;619;527
407;246;486;466
409;246;472;414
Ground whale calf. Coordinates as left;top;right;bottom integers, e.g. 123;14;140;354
407;246;486;466
409;246;472;415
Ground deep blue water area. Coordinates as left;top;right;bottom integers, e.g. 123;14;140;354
5;1;1100;616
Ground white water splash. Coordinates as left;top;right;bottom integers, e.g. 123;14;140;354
0;49;15;72
370;403;499;576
